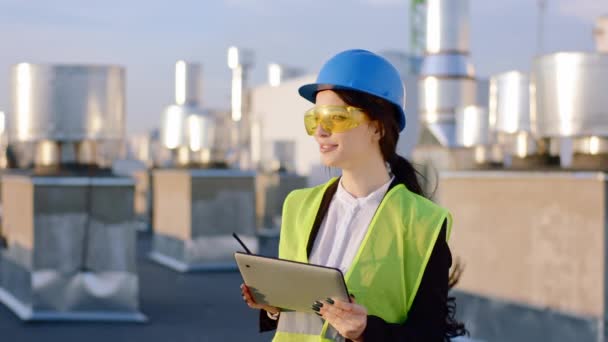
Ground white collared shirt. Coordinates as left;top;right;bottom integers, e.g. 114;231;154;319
309;176;394;274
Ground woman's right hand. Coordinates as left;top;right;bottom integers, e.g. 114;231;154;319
240;283;280;315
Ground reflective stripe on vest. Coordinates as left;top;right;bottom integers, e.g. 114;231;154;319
274;177;452;341
274;311;343;342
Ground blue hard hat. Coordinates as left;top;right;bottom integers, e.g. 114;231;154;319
299;49;406;131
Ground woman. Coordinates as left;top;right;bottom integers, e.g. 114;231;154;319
241;49;466;341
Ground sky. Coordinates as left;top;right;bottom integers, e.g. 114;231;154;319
0;0;605;134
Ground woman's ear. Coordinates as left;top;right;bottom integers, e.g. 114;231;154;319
369;121;384;141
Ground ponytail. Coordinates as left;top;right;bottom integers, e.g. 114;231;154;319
387;153;426;197
445;260;468;339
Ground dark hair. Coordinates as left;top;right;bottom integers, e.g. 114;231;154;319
333;89;468;340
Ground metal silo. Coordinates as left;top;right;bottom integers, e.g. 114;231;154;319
533;52;608;168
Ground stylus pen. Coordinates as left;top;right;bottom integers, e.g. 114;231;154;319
232;232;252;254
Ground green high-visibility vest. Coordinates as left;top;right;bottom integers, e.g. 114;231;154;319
273;178;452;342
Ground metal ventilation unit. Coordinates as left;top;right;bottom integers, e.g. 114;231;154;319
10;64;125;171
150;57;258;272
0;63;144;322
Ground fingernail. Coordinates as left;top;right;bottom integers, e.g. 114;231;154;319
313;301;324;308
325;298;335;304
315;312;322;317
349;293;355;298
311;305;320;312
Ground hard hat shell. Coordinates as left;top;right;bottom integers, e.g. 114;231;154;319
299;49;406;131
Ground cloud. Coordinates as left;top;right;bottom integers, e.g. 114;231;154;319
557;0;608;22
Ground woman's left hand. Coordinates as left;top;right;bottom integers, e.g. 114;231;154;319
314;296;367;342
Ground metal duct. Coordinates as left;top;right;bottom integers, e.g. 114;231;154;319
175;61;202;107
186;111;215;153
488;71;541;159
455;105;491;148
425;0;469;54
159;105;215;153
454;105;502;165
572;136;608;155
228;47;254;169
160;60;220;167
491;71;531;134
267;64;304;87
419;0;476;147
160;105;188;150
489;71;542;158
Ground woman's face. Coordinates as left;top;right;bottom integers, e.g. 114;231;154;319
312;90;382;170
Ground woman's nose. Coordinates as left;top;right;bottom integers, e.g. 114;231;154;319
314;123;330;137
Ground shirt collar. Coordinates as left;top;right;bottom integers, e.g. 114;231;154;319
336;175;395;208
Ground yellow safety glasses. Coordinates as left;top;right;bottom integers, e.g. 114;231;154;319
303;105;368;135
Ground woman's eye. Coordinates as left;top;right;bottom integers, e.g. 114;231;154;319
331;115;347;121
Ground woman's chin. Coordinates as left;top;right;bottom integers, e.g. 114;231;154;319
320;155;342;168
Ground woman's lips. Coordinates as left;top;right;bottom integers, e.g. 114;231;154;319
319;144;338;153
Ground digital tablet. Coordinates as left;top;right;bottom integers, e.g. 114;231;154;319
235;252;350;314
